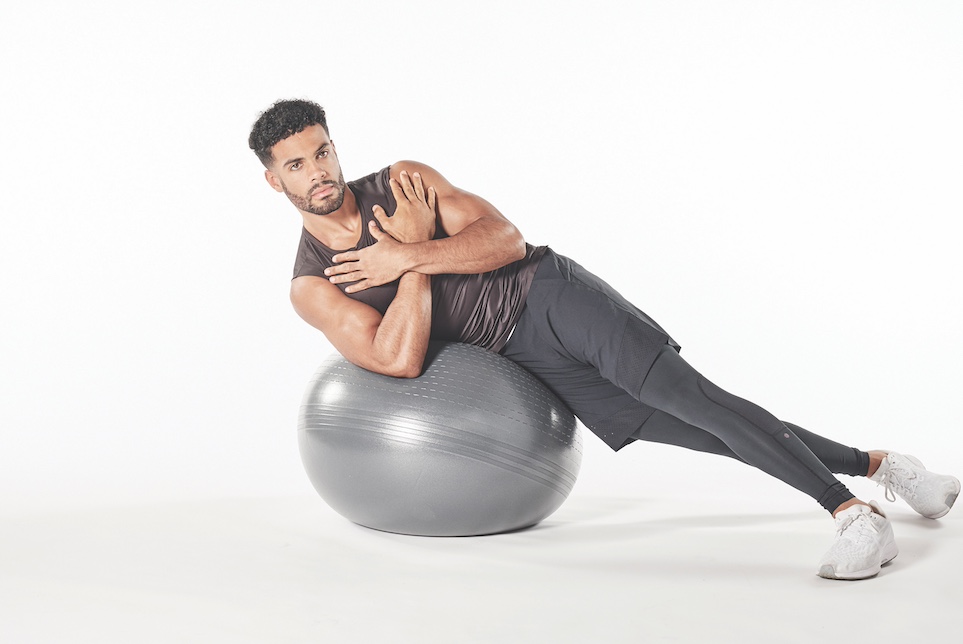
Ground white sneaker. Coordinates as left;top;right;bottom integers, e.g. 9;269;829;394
818;501;898;580
870;452;961;519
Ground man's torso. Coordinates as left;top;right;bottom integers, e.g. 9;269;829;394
292;166;546;352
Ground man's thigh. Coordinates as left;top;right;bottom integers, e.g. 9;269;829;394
502;322;657;450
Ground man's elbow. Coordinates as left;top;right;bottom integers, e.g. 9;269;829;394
361;348;425;379
350;355;424;379
512;238;527;262
394;364;425;379
382;356;425;379
506;225;527;262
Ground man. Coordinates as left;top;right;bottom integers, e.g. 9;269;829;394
249;99;959;580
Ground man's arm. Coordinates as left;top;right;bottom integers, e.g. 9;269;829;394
325;162;527;291
291;171;437;377
386;161;527;274
291;271;431;378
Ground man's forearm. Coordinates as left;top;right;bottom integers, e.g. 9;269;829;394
401;217;526;275
370;271;432;378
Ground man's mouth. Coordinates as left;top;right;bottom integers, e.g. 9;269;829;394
312;184;336;199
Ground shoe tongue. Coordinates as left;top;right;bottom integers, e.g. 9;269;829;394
840;504;872;518
868;500;886;517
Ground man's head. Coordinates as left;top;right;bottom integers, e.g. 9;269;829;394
248;99;329;167
250;99;347;216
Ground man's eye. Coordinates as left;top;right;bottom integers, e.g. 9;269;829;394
290;163;301;171
318;151;328;158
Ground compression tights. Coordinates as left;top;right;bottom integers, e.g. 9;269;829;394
631;345;867;514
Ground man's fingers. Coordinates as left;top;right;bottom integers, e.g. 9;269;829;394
328;270;362;284
368;218;386;239
399;170;419;201
372;204;388;225
344;280;372;294
324;263;348;276
411;172;426;202
389;171;432;207
428;186;436;212
329;250;357;266
398;171;412;195
388;177;407;203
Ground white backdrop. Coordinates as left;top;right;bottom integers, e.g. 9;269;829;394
2;0;961;516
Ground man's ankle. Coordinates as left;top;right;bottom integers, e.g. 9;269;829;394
866;450;889;478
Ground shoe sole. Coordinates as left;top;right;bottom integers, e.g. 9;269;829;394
924;486;959;519
818;551;897;581
818;564;880;580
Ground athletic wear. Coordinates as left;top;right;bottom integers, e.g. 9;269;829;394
636;414;869;478
293;167;545;352
503;248;862;513
870;453;961;519
637;346;855;513
817;501;898;580
501;248;680;450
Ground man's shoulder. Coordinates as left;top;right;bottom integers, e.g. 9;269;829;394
348;161;432;185
387;160;435;178
349;166;392;190
347;166;399;213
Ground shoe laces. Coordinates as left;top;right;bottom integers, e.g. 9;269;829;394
878;460;920;503
836;511;876;542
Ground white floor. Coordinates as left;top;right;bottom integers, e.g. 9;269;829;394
3;472;961;644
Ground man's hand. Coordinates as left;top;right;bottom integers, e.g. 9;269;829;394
376;170;436;243
325;170;437;293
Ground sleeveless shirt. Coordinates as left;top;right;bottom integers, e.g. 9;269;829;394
292;166;547;353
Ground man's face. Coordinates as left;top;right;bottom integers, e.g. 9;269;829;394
265;124;346;216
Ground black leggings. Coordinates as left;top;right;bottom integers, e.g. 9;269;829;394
633;346;865;513
635;409;869;478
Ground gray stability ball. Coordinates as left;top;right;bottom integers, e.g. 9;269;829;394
298;342;583;536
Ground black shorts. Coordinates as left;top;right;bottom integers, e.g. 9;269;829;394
501;248;680;451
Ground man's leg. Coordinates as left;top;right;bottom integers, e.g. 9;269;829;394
504;250;903;577
635;345;854;514
634;411;872;478
782;421;871;476
510;251;865;513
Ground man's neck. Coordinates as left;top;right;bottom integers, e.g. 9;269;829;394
300;185;362;250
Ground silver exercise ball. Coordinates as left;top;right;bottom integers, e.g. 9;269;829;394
298;342;583;536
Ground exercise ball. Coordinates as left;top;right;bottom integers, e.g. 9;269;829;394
298;342;582;536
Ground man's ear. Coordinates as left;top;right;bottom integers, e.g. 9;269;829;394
264;169;284;193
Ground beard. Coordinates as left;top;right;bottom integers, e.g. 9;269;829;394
283;171;347;216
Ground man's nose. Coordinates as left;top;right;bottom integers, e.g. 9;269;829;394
308;159;328;179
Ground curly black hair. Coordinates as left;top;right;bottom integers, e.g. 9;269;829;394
249;99;329;167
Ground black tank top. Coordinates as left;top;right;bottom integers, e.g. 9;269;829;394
292;166;546;352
